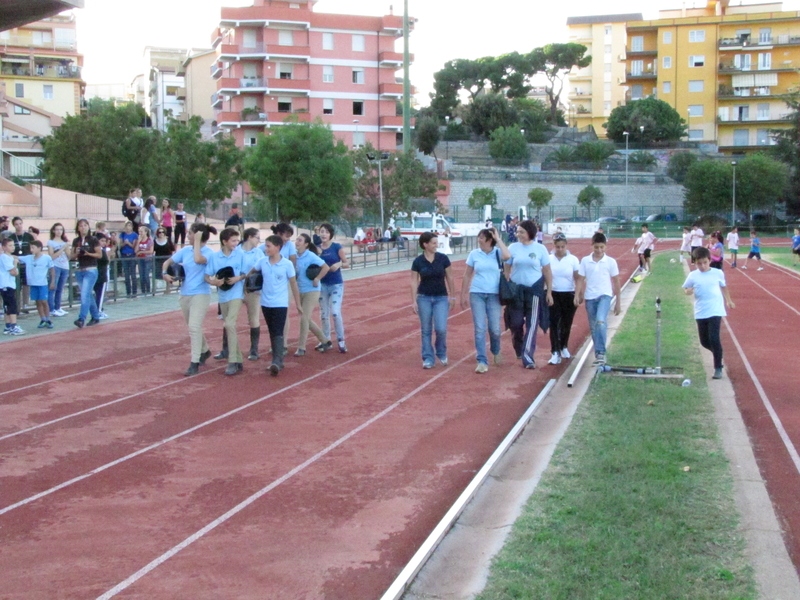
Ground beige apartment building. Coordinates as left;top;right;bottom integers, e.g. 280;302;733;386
179;49;217;139
566;13;642;133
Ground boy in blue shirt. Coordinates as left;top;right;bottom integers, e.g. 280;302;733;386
1;237;24;335
740;230;763;271
18;240;55;328
792;227;800;267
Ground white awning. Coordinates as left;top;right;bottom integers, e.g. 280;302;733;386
731;74;754;87
732;72;777;87
754;72;778;86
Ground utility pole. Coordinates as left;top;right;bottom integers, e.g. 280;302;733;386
402;0;411;153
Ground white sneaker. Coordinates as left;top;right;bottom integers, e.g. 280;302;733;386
740;265;747;269
98;312;109;320
757;267;764;271
560;348;571;359
548;352;562;365
475;363;489;374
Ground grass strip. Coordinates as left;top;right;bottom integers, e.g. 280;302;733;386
477;253;756;600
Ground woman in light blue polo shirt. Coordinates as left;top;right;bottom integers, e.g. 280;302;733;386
240;228;264;361
205;227;246;376
504;220;553;369
294;233;330;356
459;228;510;373
254;234;303;376
162;223;217;376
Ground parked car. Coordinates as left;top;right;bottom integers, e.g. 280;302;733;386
598;216;626;223
645;213;679;222
554;216;591;222
630;215;647;222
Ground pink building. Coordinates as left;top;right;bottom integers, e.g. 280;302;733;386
210;0;412;151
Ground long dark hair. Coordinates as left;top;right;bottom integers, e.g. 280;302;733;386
190;222;217;243
75;218;91;237
242;227;260;244
50;222;68;242
297;232;320;255
271;222;294;236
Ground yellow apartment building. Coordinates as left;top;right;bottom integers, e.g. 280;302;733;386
625;0;800;153
566;13;643;133
0;12;84;118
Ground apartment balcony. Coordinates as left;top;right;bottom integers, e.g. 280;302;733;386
717;115;790;125
719;62;795;73
568;90;593;99
719;35;800;49
0;64;82;79
211;62;222;78
211;27;222;49
625;69;657;80
379;82;403;97
220;5;308;27
267;77;310;93
268;110;311;123
379;115;403;130
218;43;267;60
378;51;414;67
175;87;186;100
626;48;658;57
382;14;404;35
569;72;592;81
217;77;267;91
0;35;77;52
266;44;311;60
211;92;226;108
216;111;243;124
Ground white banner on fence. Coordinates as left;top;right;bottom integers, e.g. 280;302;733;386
546;222;601;238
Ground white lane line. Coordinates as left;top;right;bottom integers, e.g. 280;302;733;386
724;318;800;475
0;309;471;516
732;268;800;318
95;351;476;600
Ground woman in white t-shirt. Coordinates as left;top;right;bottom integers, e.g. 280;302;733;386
547;233;580;365
47;222;71;316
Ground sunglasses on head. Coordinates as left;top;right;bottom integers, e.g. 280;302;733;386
553;233;567;241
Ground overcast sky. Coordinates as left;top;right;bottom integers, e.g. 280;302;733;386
74;0;800;104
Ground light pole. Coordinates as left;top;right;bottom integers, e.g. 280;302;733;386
444;115;450;161
731;160;737;227
623;131;630;187
367;152;390;231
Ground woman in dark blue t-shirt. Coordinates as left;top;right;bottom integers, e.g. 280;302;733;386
317;223;349;353
410;231;455;369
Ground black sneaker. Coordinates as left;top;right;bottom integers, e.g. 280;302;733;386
86;318;100;327
315;341;332;352
214;350;228;360
269;363;280;377
184;362;200;376
224;363;240;376
199;349;212;364
712;367;723;380
74;319;85;329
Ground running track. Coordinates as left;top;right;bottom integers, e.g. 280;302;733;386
720;255;800;574
0;241;643;599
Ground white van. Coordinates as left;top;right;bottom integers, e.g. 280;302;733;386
391;213;464;246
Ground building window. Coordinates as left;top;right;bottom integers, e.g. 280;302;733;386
277;97;292;113
15;83;23;98
631;60;643;76
242;29;257;48
323;99;334;115
43;84;54;100
278;30;293;46
757;103;770;120
605;63;612;72
631;85;643;100
322;32;334;50
759;28;772;44
352;68;365;84
663;31;672;44
663;56;672;69
758;53;772;70
688;80;704;92
734;54;752;70
689;30;705;43
756;129;771;145
353;131;365;148
279;63;293;79
663;81;672;94
604;44;612;54
322;65;334;83
733;129;749;146
604;82;612;92
603;101;612;113
353;101;364;116
631;36;643;52
605;25;612;36
166;86;179;96
688;129;703;140
13;105;30;115
688;55;705;67
688;105;704;117
245;136;258;147
352;34;365;52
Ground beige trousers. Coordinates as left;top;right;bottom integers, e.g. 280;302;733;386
179;294;211;363
220;298;243;363
298;290;327;348
244;290;261;328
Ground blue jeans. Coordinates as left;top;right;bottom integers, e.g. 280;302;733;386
470;292;501;365
417;295;449;364
138;257;152;294
585;295;612;355
122;256;137;296
319;282;345;342
48;267;69;312
75;268;101;322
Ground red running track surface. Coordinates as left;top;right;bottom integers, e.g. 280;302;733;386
0;240;641;599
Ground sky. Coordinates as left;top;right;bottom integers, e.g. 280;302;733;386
74;0;800;105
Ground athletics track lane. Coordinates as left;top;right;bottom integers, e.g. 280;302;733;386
0;241;641;599
720;258;800;574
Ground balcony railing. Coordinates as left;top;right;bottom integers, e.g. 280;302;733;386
0;64;81;79
625;69;657;79
210;62;222;78
719;62;794;73
0;36;77;52
626;48;658;56
719;35;800;48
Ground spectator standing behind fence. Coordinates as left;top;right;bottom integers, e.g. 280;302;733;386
1;237;23;334
574;232;620;366
124;188;143;232
47;223;70;317
504;220;553;370
240;228;264;361
411;232;456;369
547;233;579;365
160;199;174;242
18;240;54;329
153;227;176;294
162;223;216;376
225;204;245;236
93;233;112;319
683;246;735;380
119;221;138;298
205;227;246;376
293;233;330;356
69;219;103;329
317;223;349;353
173;202;187;246
136;226;154;295
459;228;509;374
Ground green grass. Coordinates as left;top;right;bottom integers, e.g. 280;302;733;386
477;253;756;600
763;247;800;270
